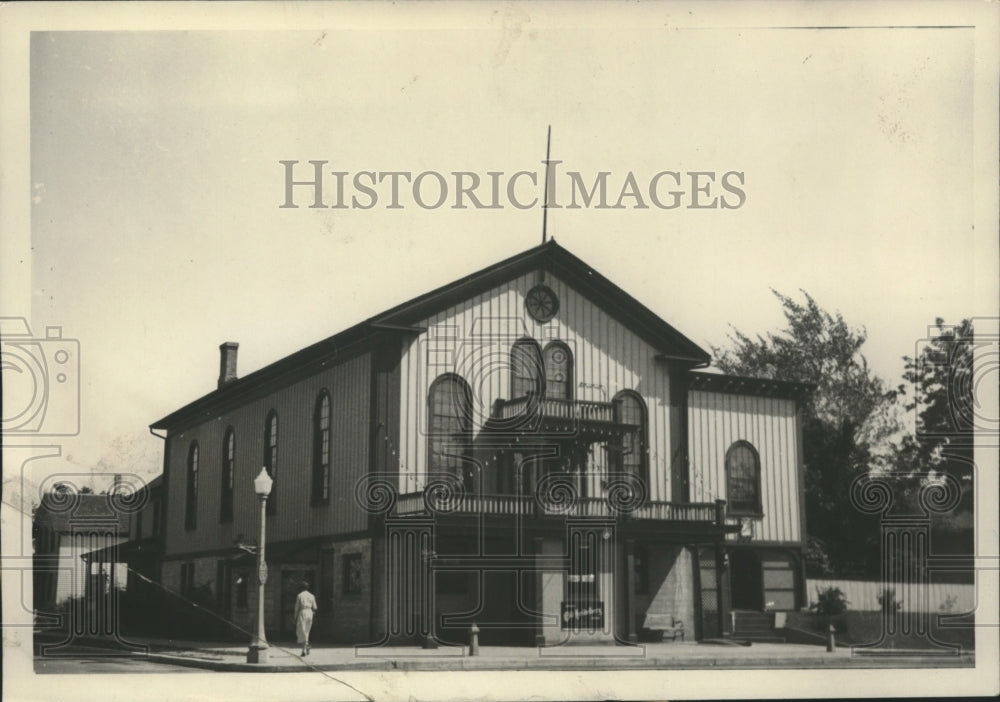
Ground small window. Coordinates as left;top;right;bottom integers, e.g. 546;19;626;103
264;411;278;514
510;338;543;398
312;392;332;503
220;428;235;523
342;553;363;596
427;374;474;489
543;341;573;400
185;443;199;530
613;391;648;484
726;441;761;515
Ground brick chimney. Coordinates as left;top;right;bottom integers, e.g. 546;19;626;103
218;342;239;388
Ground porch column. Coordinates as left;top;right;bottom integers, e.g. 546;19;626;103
714;541;727;637
624;538;637;643
385;517;435;644
533;536;546;646
714;500;728;636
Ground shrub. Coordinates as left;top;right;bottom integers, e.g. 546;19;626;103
939;594;959;613
810;586;849;617
877;588;903;614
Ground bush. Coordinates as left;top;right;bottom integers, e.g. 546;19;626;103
939;594;959;613
877;588;903;614
810;586;849;617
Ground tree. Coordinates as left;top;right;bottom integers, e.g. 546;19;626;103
895;318;975;510
712;290;901;576
888;319;975;576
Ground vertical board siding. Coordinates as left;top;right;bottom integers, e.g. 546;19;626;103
397;271;676;502
164;352;371;557
807;579;976;614
688;390;802;543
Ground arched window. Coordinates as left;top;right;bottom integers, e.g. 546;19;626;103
427;374;473;488
543;341;573;400
312;392;332;504
185;442;199;530
726;441;761;515
613;391;648;483
264;411;278;514
220;428;235;523
510;338;543;399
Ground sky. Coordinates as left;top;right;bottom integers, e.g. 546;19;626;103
3;4;997;501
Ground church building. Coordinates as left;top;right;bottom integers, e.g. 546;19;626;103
150;240;810;646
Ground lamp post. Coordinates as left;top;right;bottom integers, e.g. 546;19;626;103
247;467;273;664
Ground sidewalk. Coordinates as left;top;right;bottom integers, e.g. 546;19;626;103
37;633;976;672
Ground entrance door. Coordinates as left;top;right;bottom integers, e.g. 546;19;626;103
280;568;316;641
729;549;763;611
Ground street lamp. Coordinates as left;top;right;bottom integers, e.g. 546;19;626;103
246;467;273;664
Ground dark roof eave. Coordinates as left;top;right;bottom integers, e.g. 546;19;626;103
687;370;815;400
152;240;710;431
374;240;709;361
150;319;386;430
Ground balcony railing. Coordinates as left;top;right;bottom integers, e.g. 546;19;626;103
494;396;622;426
393;490;722;523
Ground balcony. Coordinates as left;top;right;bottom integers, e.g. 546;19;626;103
489;395;636;438
393;489;724;524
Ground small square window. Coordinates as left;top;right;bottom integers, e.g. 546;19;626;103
343;553;363;596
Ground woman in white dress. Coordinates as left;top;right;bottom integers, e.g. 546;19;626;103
294;581;317;656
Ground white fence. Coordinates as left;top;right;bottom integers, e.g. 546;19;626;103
806;579;976;614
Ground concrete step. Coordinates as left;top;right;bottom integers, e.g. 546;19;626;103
733;627;774;636
732;634;787;644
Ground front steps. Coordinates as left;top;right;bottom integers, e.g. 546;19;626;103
730;610;786;643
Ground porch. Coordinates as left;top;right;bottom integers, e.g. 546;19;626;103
392;489;725;524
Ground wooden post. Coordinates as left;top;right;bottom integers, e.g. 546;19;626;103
714;500;728;636
714;542;726;637
625;539;638;643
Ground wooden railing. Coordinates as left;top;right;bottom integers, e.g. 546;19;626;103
496;396;619;425
393;490;720;523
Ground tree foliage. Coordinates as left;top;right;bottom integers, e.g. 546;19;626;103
893;319;975;509
712;290;900;576
888;319;975;567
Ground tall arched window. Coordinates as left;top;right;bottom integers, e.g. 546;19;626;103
220;428;234;523
312;391;332;504
543;341;573;400
427;374;473;488
510;338;543;398
613;391;647;483
185;442;199;530
264;411;278;514
725;441;761;515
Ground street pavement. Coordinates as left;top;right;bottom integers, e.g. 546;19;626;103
33;634;976;673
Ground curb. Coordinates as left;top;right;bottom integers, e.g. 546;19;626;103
139;651;976;673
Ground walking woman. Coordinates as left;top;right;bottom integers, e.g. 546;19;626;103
294;581;317;656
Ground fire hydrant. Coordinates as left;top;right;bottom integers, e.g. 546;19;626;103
469;623;480;656
826;624;836;652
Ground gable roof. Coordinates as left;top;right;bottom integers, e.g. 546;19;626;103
151;239;709;431
34;493;129;535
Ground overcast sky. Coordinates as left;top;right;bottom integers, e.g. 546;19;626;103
6;5;997;495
